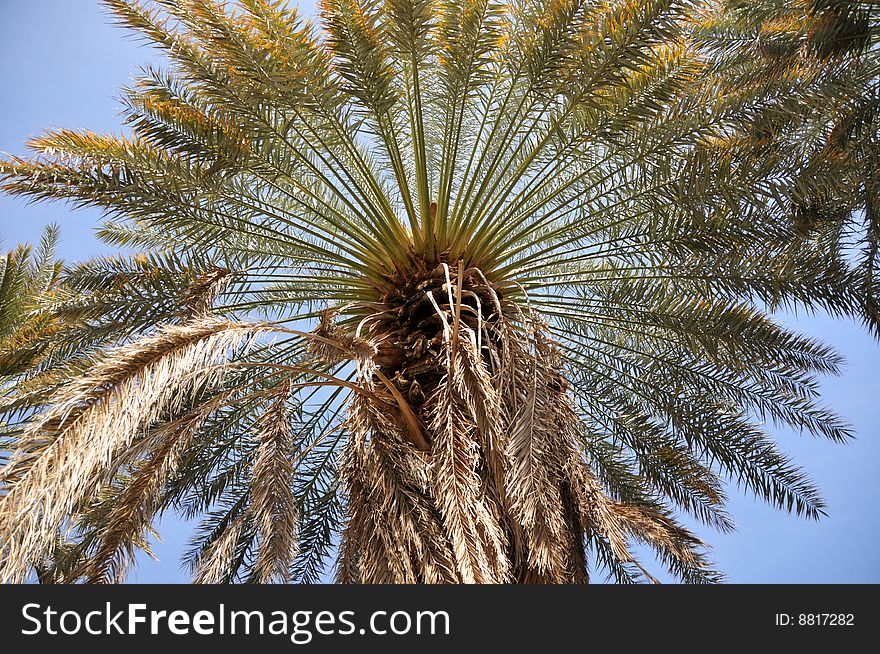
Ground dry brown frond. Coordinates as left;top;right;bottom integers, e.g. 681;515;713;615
178;266;233;317
193;514;248;584
428;334;510;583
309;309;377;365
501;329;573;580
339;394;458;583
0;318;269;583
248;382;299;584
77;388;238;583
610;502;706;569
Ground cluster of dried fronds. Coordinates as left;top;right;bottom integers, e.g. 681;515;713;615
0;0;870;583
338;274;714;583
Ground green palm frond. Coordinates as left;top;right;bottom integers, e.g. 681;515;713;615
695;0;880;336
0;225;63;381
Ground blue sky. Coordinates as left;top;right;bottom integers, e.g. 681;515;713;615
1;0;877;583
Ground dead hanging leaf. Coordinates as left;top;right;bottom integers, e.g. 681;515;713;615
178;266;233;317
308;309;377;364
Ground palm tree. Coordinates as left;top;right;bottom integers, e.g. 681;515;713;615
0;225;63;454
0;227;63;385
0;0;858;584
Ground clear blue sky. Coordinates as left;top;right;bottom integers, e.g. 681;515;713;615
1;0;877;583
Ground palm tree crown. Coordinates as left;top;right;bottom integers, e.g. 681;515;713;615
0;0;862;583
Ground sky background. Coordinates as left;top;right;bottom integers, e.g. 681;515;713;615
0;0;877;583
